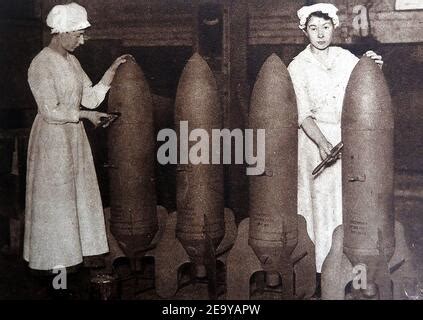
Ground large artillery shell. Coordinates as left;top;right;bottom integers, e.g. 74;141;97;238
248;54;299;267
342;57;395;267
174;53;224;260
108;57;158;257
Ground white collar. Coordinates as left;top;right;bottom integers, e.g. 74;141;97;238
301;44;342;70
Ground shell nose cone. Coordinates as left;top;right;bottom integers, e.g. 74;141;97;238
175;52;220;125
186;52;210;71
254;53;293;95
267;53;282;64
189;52;204;63
176;52;217;97
250;53;297;127
353;56;385;84
180;52;214;80
108;57;152;122
113;56;144;83
342;56;393;129
259;53;289;78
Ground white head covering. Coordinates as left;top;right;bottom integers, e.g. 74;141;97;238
297;3;339;30
46;2;91;34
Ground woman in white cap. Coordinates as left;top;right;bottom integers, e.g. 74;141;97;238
24;2;130;281
287;3;383;295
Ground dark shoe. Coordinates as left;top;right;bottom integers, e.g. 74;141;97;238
314;273;322;299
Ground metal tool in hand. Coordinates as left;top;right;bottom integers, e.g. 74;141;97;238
96;112;121;129
312;141;343;175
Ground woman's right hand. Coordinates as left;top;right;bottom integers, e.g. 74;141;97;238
300;117;338;163
318;140;333;161
80;111;109;127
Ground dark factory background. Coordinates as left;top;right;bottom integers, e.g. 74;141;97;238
0;0;422;300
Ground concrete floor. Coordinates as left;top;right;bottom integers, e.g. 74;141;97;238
0;172;422;300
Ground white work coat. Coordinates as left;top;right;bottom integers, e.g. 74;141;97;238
288;45;359;272
24;47;110;270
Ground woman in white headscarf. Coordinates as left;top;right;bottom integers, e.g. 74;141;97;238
287;3;383;283
24;2;130;273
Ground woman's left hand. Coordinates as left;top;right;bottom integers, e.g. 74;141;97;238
110;54;133;72
364;50;383;69
101;54;134;86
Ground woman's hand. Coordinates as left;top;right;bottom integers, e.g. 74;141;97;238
318;140;334;162
300;117;338;162
364;50;383;69
101;54;134;86
80;110;109;127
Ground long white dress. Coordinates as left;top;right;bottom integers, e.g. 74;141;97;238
288;45;359;272
24;47;110;270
